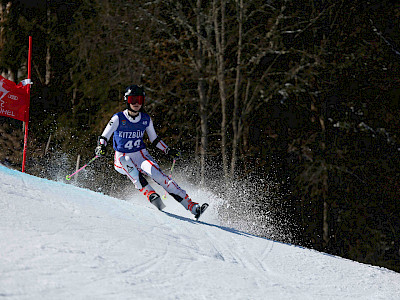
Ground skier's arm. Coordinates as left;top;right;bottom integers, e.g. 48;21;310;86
95;115;119;157
146;118;169;153
99;114;119;146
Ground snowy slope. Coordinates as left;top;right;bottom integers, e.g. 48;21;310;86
0;165;399;300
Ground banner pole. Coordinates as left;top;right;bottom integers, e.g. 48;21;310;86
22;36;32;173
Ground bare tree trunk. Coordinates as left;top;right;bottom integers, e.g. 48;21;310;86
322;159;329;247
45;4;51;85
323;195;329;246
45;45;51;85
231;0;243;177
0;3;4;48
75;155;81;182
196;0;208;184
320;99;329;247
312;91;329;247
44;133;52;156
199;79;208;183
241;79;250;153
213;0;228;179
0;2;11;47
1;2;17;84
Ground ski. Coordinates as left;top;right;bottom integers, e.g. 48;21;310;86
195;203;209;221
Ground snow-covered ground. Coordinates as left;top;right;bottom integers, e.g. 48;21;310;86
0;165;399;299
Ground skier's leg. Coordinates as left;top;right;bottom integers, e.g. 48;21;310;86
113;151;127;175
118;155;142;189
139;176;165;210
114;152;162;204
138;173;161;203
135;150;199;214
176;193;200;215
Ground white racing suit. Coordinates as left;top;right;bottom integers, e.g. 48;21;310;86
99;109;199;214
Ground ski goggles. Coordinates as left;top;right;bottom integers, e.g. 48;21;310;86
127;95;145;105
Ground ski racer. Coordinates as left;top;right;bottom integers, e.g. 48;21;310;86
95;84;202;216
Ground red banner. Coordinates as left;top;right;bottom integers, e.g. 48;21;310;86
0;75;30;122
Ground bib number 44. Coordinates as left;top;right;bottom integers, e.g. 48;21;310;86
124;140;141;150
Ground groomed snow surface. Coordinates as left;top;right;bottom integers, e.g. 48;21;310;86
0;165;399;299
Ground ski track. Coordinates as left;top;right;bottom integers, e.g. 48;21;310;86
0;166;400;299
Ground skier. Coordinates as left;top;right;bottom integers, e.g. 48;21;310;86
95;84;206;218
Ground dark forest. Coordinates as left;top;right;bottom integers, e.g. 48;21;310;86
1;0;399;272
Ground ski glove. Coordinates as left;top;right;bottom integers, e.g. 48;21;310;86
166;147;181;160
95;144;106;157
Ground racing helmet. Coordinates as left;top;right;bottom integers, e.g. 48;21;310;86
124;85;145;106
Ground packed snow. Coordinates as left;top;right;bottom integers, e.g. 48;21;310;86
0;165;399;299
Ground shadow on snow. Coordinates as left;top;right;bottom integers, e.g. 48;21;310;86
162;211;260;239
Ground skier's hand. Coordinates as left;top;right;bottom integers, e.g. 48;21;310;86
95;144;106;157
166;148;181;160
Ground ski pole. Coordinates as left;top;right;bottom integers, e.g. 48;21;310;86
66;155;99;181
162;159;176;199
